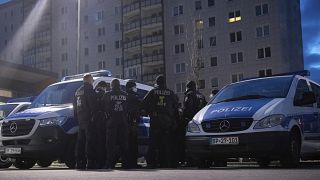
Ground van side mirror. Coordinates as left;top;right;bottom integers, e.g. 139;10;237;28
294;91;316;106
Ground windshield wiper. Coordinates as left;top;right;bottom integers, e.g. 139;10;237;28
217;95;269;103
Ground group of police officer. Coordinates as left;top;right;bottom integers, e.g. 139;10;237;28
73;73;207;170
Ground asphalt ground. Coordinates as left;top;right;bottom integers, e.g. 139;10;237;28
0;161;320;180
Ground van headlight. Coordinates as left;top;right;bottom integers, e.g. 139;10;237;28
187;121;201;133
39;117;67;127
254;115;285;129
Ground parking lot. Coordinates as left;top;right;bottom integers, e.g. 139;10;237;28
1;162;320;180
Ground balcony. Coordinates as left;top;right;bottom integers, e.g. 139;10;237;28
142;54;163;65
123;1;140;16
124;57;140;68
142;73;163;82
142;35;163;47
123;39;141;50
141;0;162;9
124;20;140;33
141;16;162;28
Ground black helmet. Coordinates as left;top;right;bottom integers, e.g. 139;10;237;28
126;80;136;92
111;79;120;90
186;81;196;90
97;81;108;88
155;75;166;87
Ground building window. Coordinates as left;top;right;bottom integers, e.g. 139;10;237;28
98;44;106;53
84;15;89;23
173;5;183;16
116;58;120;66
115;40;120;49
96;11;104;21
228;10;241;23
195;19;204;29
259;69;272;77
230;31;242;42
210;57;218;67
84;48;89;56
195;1;202;10
256;3;269;16
85;64;89;72
209;36;216;47
257;47;271;59
174;24;184;35
209;17;215;27
198;80;206;89
256;25;270;37
61;53;68;62
115;23;120;32
176;82;186;93
211;78;218;88
98;61;106;69
61;38;68;46
61;7;67;15
175;44;185;54
232;73;244;83
98;27;105;36
197;39;204;49
208;0;215;7
61;69;69;77
231;52;243;63
175;63;186;73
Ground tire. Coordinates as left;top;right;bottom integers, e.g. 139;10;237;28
256;158;270;168
280;134;301;168
214;159;227;167
0;156;12;168
14;159;36;170
196;159;212;169
37;160;53;168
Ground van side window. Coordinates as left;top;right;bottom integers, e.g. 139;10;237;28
310;82;320;108
294;79;313;107
17;105;29;113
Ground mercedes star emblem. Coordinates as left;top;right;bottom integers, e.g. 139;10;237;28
9;122;18;134
219;120;230;132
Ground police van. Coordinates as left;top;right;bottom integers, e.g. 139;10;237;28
186;71;320;168
0;70;152;169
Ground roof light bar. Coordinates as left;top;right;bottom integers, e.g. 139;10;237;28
61;70;112;81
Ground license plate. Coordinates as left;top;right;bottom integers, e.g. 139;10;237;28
5;148;22;155
210;137;239;145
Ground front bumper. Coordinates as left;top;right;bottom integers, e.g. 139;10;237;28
186;131;290;159
0;126;74;159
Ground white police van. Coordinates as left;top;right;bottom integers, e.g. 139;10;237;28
186;71;320;168
0;70;152;169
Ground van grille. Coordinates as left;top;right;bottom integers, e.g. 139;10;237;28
1;119;35;137
201;118;253;133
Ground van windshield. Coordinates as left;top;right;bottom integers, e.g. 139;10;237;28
211;76;293;104
0;104;18;120
31;81;83;108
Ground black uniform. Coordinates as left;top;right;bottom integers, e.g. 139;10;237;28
103;87;129;168
74;82;97;169
95;87;107;168
142;77;178;168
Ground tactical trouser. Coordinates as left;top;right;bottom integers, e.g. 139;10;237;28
96;113;107;168
127;117;138;168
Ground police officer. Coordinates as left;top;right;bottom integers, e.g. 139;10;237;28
74;74;97;169
126;80;141;168
142;75;178;168
103;79;129;169
94;81;110;169
179;81;207;165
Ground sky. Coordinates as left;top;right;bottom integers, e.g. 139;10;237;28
0;0;319;82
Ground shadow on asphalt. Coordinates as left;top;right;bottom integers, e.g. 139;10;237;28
1;162;320;171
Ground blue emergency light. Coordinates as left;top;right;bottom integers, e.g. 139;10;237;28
61;70;112;81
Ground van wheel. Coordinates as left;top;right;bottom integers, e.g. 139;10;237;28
14;159;36;169
37;160;53;168
196;159;212;169
213;159;227;167
257;158;270;168
280;133;301;168
0;156;12;168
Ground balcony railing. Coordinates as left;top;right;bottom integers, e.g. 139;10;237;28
142;73;163;82
141;0;162;8
142;35;163;45
142;54;163;64
141;16;162;27
123;39;141;49
124;21;140;32
123;1;140;15
124;57;140;67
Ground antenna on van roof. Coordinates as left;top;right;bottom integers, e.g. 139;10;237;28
61;70;112;81
240;70;310;82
